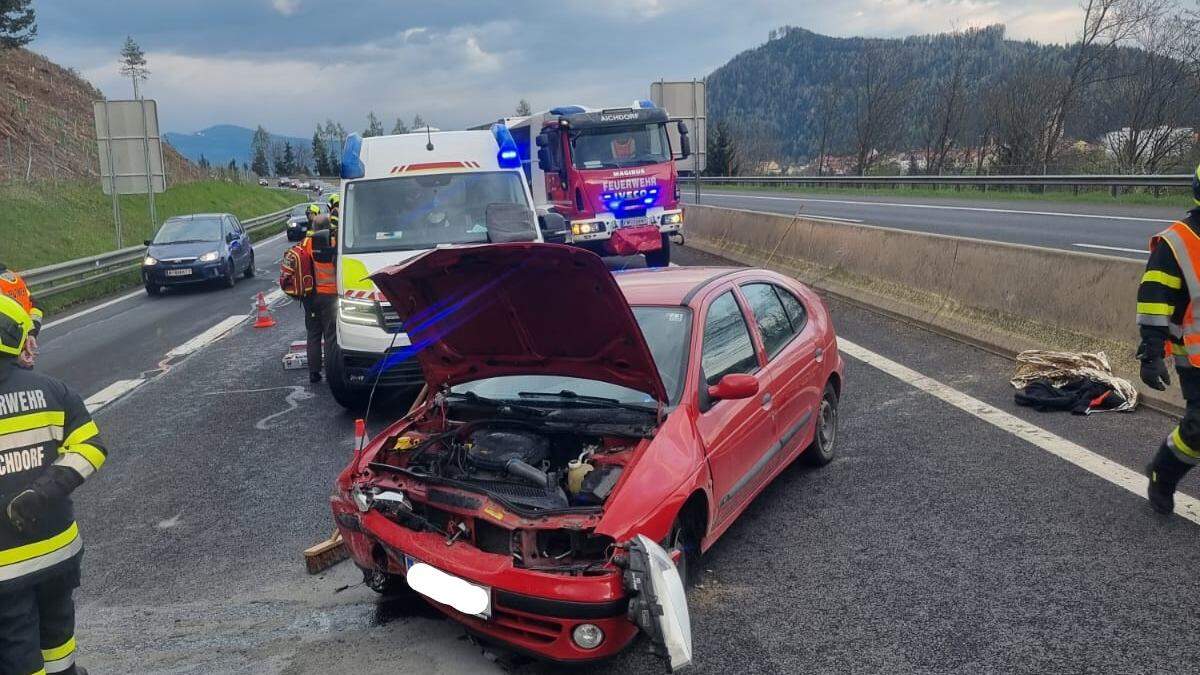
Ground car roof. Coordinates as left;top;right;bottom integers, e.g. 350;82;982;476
615;266;749;306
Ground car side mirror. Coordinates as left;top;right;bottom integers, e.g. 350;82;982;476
677;121;691;160
707;373;758;402
538;212;567;243
143;239;152;247
535;132;557;172
225;232;237;244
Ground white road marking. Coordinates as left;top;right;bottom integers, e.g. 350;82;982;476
165;315;246;358
84;378;146;413
837;337;1200;526
1073;243;1148;254
699;192;1169;223
263;288;285;305
804;214;864;224
41;289;144;331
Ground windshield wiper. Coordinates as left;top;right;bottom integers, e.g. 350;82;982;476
158;238;208;245
443;391;548;417
516;390;657;413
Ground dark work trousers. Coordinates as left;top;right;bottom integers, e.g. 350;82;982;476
303;293;337;375
1169;367;1200;463
0;575;79;675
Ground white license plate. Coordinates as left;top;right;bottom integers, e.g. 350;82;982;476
165;269;193;277
405;556;492;619
618;217;650;229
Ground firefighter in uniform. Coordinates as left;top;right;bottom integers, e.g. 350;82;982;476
1138;165;1200;513
0;263;42;369
0;295;105;675
302;204;337;384
327;193;340;229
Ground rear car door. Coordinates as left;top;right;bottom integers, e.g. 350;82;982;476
738;282;821;471
693;289;775;524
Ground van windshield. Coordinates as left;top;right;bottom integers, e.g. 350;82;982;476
343;172;532;253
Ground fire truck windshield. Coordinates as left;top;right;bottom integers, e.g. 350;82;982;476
570;123;671;170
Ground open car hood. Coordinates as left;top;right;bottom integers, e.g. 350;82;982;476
369;243;669;403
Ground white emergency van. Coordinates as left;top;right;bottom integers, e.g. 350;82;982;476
327;127;558;409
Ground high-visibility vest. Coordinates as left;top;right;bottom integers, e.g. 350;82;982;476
1151;221;1200;367
302;234;337;295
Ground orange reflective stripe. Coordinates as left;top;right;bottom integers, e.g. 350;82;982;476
1158;222;1200;367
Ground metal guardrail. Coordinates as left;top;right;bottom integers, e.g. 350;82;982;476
697;174;1191;189
25;207;293;299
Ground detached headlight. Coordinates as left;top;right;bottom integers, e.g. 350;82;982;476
339;297;381;327
199;251;221;263
661;212;683;225
143;256;158;266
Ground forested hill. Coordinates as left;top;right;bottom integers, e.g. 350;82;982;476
705;24;1196;172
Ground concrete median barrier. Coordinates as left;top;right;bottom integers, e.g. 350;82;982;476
682;205;1176;411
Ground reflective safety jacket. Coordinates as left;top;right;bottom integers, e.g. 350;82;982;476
0;360;106;592
1140;211;1200;368
0;265;42;335
303;231;337;296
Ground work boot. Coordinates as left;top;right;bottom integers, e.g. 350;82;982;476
310;371;323;384
1147;442;1193;514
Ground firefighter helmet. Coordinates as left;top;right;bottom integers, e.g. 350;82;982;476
1193;164;1200;206
0;294;32;357
327;193;340;207
308;204;321;215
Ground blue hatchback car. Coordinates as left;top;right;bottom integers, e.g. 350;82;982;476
142;213;256;295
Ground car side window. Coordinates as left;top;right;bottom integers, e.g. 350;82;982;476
701;291;758;386
740;283;793;359
232;217;244;234
775;285;809;334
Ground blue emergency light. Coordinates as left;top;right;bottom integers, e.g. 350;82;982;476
549;105;586;115
341;134;365;180
635;99;655;109
491;124;521;169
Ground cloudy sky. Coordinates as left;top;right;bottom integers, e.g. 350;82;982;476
33;0;1088;137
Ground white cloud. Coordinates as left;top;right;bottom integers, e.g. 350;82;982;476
271;0;301;17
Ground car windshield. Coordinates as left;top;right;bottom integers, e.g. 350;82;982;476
450;307;692;406
570;123;671;170
291;204;327;217
343;171;532;253
153;217;223;244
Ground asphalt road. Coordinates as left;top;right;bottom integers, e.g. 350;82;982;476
34;245;1200;674
685;189;1186;259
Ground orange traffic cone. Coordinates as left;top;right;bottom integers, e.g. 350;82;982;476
254;292;277;328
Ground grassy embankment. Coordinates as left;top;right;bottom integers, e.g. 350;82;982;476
0;180;306;312
699;181;1192;208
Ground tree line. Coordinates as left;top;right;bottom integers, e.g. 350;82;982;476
706;1;1200;176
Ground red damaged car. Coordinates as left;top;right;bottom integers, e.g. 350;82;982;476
331;243;844;670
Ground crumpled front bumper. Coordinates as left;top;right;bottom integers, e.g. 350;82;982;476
333;498;640;663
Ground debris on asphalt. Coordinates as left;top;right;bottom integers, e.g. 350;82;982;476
1011;349;1137;413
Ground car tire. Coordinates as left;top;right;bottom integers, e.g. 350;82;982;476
223;260;237;288
144;283;160;297
802;381;839;467
327;339;372;411
666;514;701;589
644;234;671;268
244;251;256;278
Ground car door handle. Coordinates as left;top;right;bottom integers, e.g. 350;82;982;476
814;347;824;363
760;393;773;407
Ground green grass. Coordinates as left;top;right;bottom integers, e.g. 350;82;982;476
0;180;306;270
700;181;1192;208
